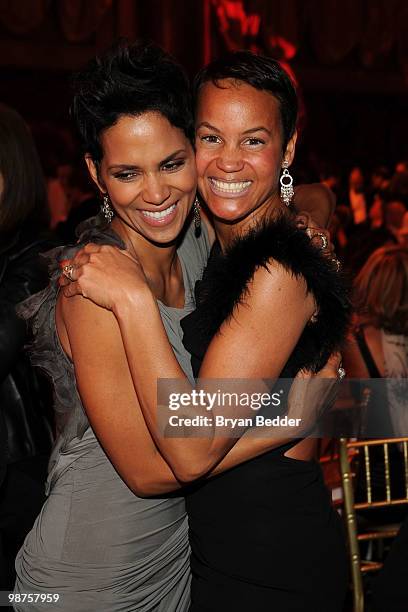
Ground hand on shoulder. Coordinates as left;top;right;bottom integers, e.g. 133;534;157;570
58;243;151;313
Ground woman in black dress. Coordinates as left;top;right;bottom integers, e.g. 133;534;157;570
61;52;350;611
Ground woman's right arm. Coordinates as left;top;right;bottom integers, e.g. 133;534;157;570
110;260;316;481
57;292;183;496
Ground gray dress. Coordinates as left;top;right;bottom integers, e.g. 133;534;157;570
14;217;211;611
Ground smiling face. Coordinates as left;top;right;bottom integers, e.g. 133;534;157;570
195;79;296;228
87;112;197;246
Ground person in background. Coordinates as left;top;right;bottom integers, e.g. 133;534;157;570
398;211;408;247
32;123;74;229
329;204;352;261
367;166;390;206
343;244;407;443
343;244;407;381
342;245;408;612
343;191;398;275
384;196;407;241
56;161;99;243
0;104;56;588
319;162;341;198
347;166;367;226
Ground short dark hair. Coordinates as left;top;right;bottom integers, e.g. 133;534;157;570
193;51;298;150
0;104;49;234
71;41;194;164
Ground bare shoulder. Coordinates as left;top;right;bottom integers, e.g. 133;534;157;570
249;258;310;304
57;291;121;363
59;290;115;325
201;260;315;378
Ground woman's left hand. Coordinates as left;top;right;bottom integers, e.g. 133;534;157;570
286;352;343;433
59;243;150;312
295;211;340;269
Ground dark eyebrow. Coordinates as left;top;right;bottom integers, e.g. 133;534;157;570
159;149;187;166
196;122;221;133
242;127;271;136
196;122;271;136
108;149;187;172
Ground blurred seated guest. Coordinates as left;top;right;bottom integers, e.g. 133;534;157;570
346;166;367;227
343;244;407;380
343;194;398;275
343;245;407;514
398;212;408;247
56;162;99;243
343;244;408;441
389;171;408;201
318;162;341;197
329;205;351;260
0;105;56;588
369;191;385;229
384;196;407;241
344;245;408;612
45;169;69;229
32;123;73;229
368;166;391;205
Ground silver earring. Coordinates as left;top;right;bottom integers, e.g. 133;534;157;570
101;193;114;222
280;160;294;206
193;197;201;233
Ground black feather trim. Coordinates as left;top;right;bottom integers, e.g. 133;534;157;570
182;214;351;376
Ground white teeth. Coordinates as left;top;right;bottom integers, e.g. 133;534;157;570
142;203;177;219
210;178;252;193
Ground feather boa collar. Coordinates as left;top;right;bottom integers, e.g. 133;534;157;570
182;214;351;376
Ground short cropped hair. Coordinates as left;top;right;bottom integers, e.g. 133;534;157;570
71;41;194;164
193;51;298;150
354;245;408;335
0;104;49;234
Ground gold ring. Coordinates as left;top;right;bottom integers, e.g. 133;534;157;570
62;264;75;282
312;232;329;251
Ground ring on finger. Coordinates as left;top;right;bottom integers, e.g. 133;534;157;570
311;231;329;251
331;257;341;272
62;264;75;282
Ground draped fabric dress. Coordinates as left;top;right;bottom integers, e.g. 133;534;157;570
14;217;211;612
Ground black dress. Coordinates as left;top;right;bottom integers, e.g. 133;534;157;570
181;216;351;612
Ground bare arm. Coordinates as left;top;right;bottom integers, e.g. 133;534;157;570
59;237;339;484
57;280;319;495
57;292;183;496
110;260;315;481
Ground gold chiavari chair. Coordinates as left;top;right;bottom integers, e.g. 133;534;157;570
339;437;408;612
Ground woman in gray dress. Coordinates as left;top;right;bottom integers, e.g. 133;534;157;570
14;43;337;611
14;42;203;612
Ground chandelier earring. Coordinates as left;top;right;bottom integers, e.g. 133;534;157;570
193;196;201;235
280;160;294;207
101;192;114;223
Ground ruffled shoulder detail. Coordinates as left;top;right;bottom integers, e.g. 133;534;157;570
18;214;125;320
188;213;351;375
16;216;125;429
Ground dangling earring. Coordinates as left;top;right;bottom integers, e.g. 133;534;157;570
101;193;114;222
280;160;294;207
193;196;201;234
